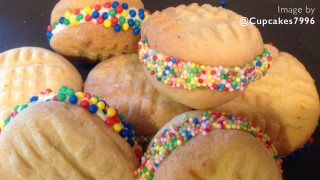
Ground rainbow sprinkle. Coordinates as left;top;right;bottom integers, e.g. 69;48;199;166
219;0;227;7
136;135;153;152
0;86;142;158
283;137;314;162
283;122;319;162
46;1;149;40
135;111;282;179
138;39;272;91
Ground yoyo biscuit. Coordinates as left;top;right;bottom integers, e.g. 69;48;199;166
84;54;191;135
139;3;270;109
47;0;148;60
0;86;140;179
212;44;320;156
136;111;282;180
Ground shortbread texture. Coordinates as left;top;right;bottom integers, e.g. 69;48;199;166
84;54;191;135
151;111;282;180
0;47;83;122
141;3;264;67
212;44;320;156
141;3;265;109
0;102;139;179
50;0;144;60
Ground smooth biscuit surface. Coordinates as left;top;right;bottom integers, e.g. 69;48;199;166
152;111;282;180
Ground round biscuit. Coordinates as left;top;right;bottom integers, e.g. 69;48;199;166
50;0;144;60
151;111;282;180
141;3;264;67
212;44;320;156
0;47;83;121
0;102;139;179
84;54;191;135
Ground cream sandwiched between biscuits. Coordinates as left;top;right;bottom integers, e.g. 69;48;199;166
47;0;149;60
139;3;271;109
84;54;192;136
212;44;320;156
136;111;283;180
0;86;140;179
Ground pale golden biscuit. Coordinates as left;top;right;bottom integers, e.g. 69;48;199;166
49;0;145;60
84;54;191;135
0;102;139;179
140;3;268;109
141;4;263;67
212;44;320;156
140;111;282;180
143;68;243;109
0;47;83;121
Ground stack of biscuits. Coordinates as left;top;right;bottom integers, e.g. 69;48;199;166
0;1;319;179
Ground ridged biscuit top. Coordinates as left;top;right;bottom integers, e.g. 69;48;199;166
0;102;139;179
142;3;264;67
0;47;83;121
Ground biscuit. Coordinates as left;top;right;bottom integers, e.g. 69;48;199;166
212;44;320;156
84;54;191;135
0;102;139;179
48;0;147;60
141;4;263;66
137;111;282;180
0;47;83;121
139;3;270;109
0;86;141;179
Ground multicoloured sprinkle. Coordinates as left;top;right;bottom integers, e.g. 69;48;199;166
0;86;142;157
136;135;153;152
135;111;282;179
283;137;314;162
138;39;272;91
283;122;319;161
219;0;227;7
46;1;149;40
